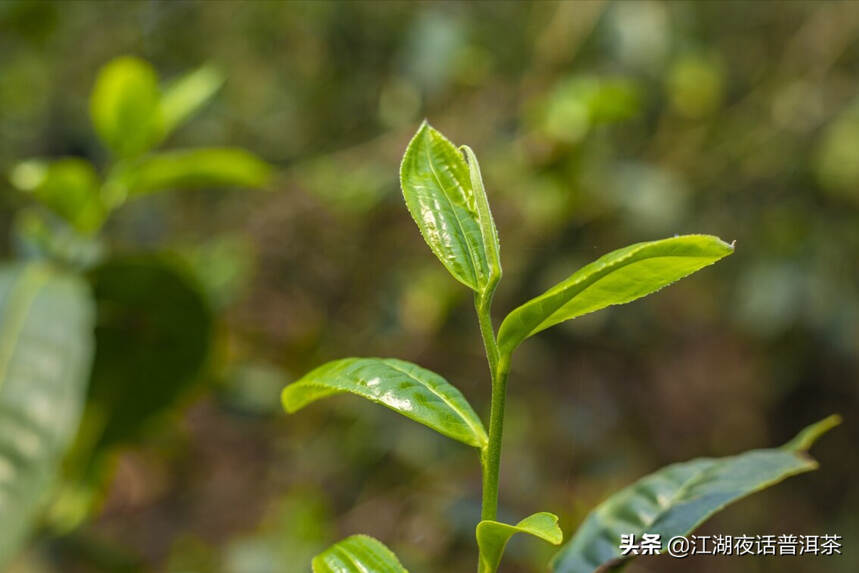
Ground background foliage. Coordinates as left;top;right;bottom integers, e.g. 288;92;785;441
0;1;856;572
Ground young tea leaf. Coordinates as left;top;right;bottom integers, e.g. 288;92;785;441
9;159;105;233
282;357;488;449
104;148;270;204
90;56;162;158
497;235;733;355
0;263;94;567
477;512;563;573
159;64;224;137
550;415;840;573
312;535;407;573
400;122;501;294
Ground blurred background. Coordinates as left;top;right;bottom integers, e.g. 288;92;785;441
1;1;857;572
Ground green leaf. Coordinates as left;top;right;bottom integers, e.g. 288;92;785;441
400;121;501;294
497;235;733;355
12;209;106;271
0;263;95;566
104;148;270;204
312;535;407;573
550;415;840;573
86;255;213;447
90;56;161;158
9;159;104;233
159;64;224;137
282;357;487;449
477;512;563;573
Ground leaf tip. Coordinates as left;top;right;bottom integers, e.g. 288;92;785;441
280;384;299;414
784;414;841;452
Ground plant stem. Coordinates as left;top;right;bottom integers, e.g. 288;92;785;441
481;351;510;522
474;291;509;522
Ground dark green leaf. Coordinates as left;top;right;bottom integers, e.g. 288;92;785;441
86;255;213;447
90;56;161;158
498;235;733;355
282;357;487;449
9;159;104;233
105;148;270;203
0;263;94;566
477;512;563;573
159;65;224;137
312;535;407;573
551;415;840;573
400;122;501;294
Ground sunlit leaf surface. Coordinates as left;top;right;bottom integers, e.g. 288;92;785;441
477;512;563;573
90;56;161;158
9;159;104;233
283;357;487;449
400;122;501;293
312;535;407;573
551;416;840;573
0;263;94;566
107;148;270;200
159;64;224;137
498;235;733;354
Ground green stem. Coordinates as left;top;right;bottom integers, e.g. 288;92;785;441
474;291;509;523
481;351;510;522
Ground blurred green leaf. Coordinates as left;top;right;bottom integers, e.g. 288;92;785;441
9;159;104;233
312;535;407;573
106;148;270;203
815;101;859;201
666;54;725;119
497;235;734;355
551;415;841;573
477;512;562;573
175;235;256;309
400;121;500;294
159;64;224;137
12;209;106;270
282;357;488;449
537;76;640;143
90;56;161;158
86;255;213;447
0;263;94;567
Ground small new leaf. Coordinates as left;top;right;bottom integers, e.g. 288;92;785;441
477;512;563;573
9;159;104;233
312;535;407;573
498;235;733;355
159;64;224;137
551;415;840;573
400;122;501;294
104;148;270;204
282;358;488;449
90;56;161;158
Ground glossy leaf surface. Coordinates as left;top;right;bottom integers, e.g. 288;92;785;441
90;56;161;158
551;415;840;573
477;512;563;573
107;148;270;202
400;122;501;293
312;535;407;573
282;357;487;449
498;235;733;354
0;263;94;566
9;159;104;233
159;65;224;137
